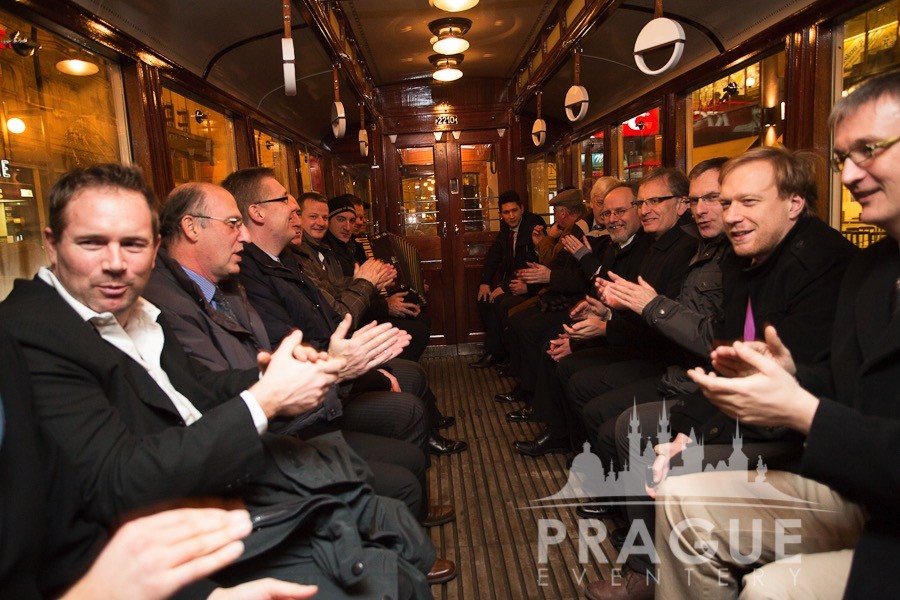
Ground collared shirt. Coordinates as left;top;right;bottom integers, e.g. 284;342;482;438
181;265;216;304
37;267;268;433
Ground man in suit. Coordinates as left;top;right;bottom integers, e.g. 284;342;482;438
225;169;465;456
472;190;545;369
143;181;454;526
653;72;900;599
0;163;448;597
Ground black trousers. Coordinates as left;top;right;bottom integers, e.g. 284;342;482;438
477;292;534;356
506;304;570;391
386;312;431;362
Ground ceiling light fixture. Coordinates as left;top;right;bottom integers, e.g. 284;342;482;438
55;58;100;76
430;54;464;82
428;17;471;55
430;0;479;12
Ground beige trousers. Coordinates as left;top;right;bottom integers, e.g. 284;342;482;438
654;470;864;600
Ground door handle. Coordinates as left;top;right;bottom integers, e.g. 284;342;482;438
454;224;460;236
442;221;447;237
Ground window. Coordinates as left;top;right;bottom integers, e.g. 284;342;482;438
686;52;786;170
527;153;557;223
0;9;128;299
398;147;438;237
162;85;235;186
833;0;898;247
254;129;294;196
619;107;662;182
579;131;604;181
460;143;500;232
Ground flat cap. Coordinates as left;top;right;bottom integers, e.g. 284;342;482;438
549;188;584;211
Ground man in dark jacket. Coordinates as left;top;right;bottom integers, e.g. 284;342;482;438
224;168;465;457
472;190;545;368
322;194;432;362
587;147;856;600
656;73;899;600
143;182;455;525
514;170;697;457
0;163;443;598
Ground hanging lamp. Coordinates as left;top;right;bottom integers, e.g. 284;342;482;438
564;48;589;122
633;0;685;76
532;91;546;147
331;65;346;138
281;1;296;95
359;104;369;157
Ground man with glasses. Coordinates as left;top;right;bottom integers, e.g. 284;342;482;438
654;70;900;600
588;146;855;600
514;170;698;456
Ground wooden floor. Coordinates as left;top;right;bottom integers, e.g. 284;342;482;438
423;355;621;600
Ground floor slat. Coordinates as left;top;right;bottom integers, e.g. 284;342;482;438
424;355;619;599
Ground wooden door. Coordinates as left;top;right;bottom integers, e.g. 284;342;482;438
386;130;508;346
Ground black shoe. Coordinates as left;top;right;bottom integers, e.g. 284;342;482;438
494;388;530;404
427;433;468;455
610;525;628;549
470;353;497;369
506;406;533;422
493;361;511;374
575;502;613;519
514;430;570;457
435;416;455;430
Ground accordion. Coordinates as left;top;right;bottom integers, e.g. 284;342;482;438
356;232;427;306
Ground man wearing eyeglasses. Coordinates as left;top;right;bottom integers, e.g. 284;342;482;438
653;71;900;600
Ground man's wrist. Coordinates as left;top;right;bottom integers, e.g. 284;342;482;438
240;390;269;434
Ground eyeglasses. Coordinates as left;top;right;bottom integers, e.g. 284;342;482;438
599;207;631;220
252;196;289;205
631;195;680;209
831;134;900;172
189;214;244;229
686;192;720;207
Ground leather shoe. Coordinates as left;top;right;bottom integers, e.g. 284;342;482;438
610;525;628;549
470;353;497;369
575;502;612;519
427;433;468;455
494;388;530;404
421;504;456;527
435;415;455;430
584;569;655;600
506;406;534;422
427;558;457;585
514;430;569;456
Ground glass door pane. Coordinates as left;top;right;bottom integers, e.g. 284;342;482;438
460;143;500;232
398;147;438;237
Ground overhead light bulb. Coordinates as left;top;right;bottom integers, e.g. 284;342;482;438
430;0;479;12
433;35;469;55
7;118;25;134
56;59;100;76
428;17;472;56
433;66;463;81
429;53;464;82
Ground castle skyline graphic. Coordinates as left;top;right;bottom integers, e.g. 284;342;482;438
531;402;814;507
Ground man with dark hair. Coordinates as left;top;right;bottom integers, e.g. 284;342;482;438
144;181;453;526
513;170;697;457
656;71;899;600
225;169;465;456
472;189;545;369
324;194;433;362
0;163;445;597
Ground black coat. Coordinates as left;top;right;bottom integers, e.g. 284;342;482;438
797;238;900;597
480;211;546;290
239;242;342;349
604;223;699;358
671;216;857;443
0;278;434;597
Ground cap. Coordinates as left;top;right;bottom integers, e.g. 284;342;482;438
549;188;584;211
